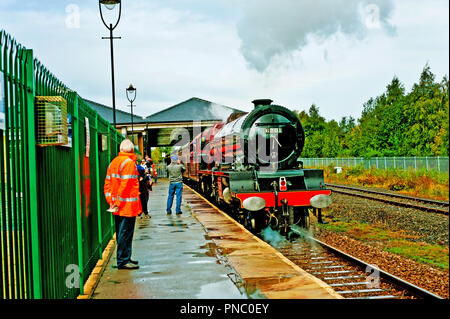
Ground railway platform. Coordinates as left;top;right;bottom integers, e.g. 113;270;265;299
91;179;341;299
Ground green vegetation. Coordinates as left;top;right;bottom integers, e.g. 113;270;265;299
150;146;172;163
319;219;449;270
385;243;449;270
297;65;449;158
324;165;449;200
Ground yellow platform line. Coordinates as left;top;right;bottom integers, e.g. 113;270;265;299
77;234;116;299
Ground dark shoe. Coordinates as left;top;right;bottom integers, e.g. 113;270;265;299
118;263;139;269
167;212;172;215
176;212;182;215
129;259;139;265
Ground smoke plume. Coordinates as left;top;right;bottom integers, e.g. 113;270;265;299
236;0;396;72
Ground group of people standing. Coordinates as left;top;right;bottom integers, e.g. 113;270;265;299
137;154;157;219
103;139;185;270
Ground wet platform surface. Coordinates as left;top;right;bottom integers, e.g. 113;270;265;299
93;181;246;299
93;179;340;299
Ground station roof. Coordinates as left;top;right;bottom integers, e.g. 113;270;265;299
84;97;244;125
83;98;145;124
144;97;243;123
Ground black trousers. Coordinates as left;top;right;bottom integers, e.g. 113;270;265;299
115;216;136;267
139;190;149;215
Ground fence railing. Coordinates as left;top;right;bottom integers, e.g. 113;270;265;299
300;157;449;172
1;30;123;299
154;163;168;178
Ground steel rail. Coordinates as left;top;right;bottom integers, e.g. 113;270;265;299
327;185;449;215
327;183;449;207
186;182;445;299
289;228;444;300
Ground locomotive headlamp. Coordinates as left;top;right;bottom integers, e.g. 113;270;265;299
310;194;332;209
223;187;232;204
243;197;266;211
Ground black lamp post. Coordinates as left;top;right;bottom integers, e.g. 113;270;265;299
99;0;122;129
126;84;137;136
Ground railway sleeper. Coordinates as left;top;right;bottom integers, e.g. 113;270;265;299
337;288;387;295
311;265;345;270
328;282;373;287
311;261;334;264
347;295;400;300
323;275;366;280
312;270;356;275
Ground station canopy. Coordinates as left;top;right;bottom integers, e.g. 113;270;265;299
144;98;244;147
84;97;246;148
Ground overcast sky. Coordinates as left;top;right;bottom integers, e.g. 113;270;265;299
0;0;448;121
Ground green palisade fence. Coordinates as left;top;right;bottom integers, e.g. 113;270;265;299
1;30;123;299
300;157;449;173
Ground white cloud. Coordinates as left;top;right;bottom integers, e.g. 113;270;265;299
235;0;396;72
0;0;448;122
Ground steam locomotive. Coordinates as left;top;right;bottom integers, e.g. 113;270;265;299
179;99;332;234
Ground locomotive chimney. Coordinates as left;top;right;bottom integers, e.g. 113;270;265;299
252;99;273;108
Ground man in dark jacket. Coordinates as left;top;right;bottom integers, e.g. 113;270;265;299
137;164;151;219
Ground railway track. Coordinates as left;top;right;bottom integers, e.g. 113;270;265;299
326;183;449;215
276;227;444;300
185;184;445;299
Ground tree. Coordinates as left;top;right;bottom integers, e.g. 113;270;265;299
296;65;448;158
151;147;162;163
322;120;342;157
403;65;448;156
303;104;326;136
299;105;327;157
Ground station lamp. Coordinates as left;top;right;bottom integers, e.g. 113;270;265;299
100;0;121;11
126;84;137;136
99;0;122;129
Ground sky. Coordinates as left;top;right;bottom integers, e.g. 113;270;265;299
0;0;448;121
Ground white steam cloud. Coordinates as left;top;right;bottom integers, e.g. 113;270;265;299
236;0;396;72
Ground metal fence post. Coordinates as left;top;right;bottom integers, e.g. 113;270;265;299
107;126;114;232
426;156;429;170
94;113;103;259
393;156;396;169
24;49;42;299
437;156;440;172
72;95;84;295
414;157;417;172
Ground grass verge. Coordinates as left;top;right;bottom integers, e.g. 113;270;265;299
323;165;449;201
317;219;449;271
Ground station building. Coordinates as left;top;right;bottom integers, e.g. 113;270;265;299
85;97;244;157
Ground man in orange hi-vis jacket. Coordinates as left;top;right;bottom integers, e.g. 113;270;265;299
104;139;142;269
